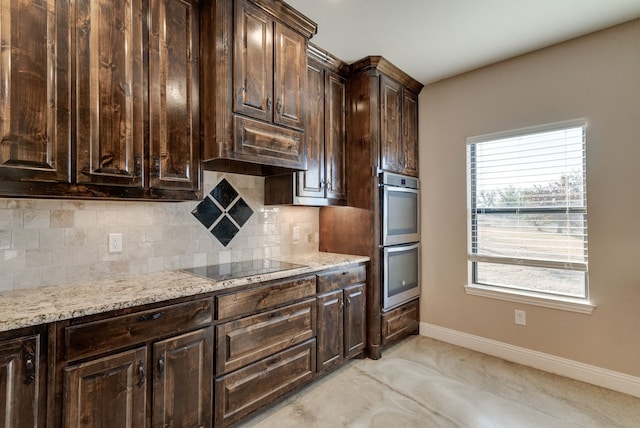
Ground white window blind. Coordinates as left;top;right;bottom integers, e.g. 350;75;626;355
467;120;588;298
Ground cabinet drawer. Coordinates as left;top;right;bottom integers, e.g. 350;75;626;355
234;116;306;169
381;299;419;346
215;339;316;427
317;264;366;293
216;299;316;375
216;275;316;320
64;298;213;362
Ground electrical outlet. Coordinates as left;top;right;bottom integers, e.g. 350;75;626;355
108;233;123;253
515;309;526;326
292;226;300;241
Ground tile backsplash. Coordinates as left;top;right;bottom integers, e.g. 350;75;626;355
0;172;319;292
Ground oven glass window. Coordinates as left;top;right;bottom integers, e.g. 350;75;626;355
388;191;418;235
388;248;418;297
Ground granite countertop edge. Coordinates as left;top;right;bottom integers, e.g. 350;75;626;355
0;252;369;333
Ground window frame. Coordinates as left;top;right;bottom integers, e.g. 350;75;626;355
465;120;595;314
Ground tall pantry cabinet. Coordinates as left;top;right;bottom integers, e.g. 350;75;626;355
320;56;423;359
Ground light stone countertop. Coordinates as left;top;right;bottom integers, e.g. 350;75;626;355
0;252;369;332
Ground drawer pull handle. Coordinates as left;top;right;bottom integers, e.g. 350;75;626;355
269;311;283;318
138;311;165;322
157;356;165;379
267;356;281;366
137;361;145;387
24;351;35;385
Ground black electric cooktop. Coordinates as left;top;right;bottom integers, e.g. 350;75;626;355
183;259;305;281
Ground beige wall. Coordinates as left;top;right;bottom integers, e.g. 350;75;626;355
0;172;319;292
419;19;640;377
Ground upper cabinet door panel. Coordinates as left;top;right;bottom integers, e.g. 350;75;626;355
325;71;347;201
74;0;145;187
148;0;200;191
0;0;70;183
233;0;273;122
273;22;305;130
402;89;419;177
297;60;324;198
379;75;402;174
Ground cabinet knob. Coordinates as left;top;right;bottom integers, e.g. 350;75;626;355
266;97;272;112
137;360;145;387
276;98;282;114
157;356;165;380
23;351;35;385
153;157;160;178
134;154;142;177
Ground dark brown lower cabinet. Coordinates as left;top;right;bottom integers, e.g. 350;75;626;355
317;281;366;373
316;290;344;372
63;327;213;428
0;331;46;427
0;263;367;427
381;299;420;347
152;328;213;428
344;283;367;358
58;298;213;427
63;347;148;427
215;339;316;427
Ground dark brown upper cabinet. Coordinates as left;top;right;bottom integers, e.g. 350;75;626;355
0;0;71;186
350;57;423;179
265;44;347;206
147;0;201;194
74;0;146;189
75;0;200;197
0;0;200;200
201;0;317;176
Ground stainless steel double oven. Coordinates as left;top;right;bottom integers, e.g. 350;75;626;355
380;172;421;311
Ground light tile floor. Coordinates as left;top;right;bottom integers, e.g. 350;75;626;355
239;336;640;427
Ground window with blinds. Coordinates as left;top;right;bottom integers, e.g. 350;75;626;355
467;120;588;299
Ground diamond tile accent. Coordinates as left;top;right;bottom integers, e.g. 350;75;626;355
211;178;238;209
191;198;222;229
229;198;253;227
192;178;254;247
211;216;239;247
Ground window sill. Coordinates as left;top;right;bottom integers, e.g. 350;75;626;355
464;284;596;314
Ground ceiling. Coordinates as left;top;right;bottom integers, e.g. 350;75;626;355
286;0;640;85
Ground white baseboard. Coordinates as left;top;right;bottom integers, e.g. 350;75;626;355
420;322;640;398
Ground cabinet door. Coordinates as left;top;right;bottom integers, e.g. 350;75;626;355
74;0;145;188
273;22;306;130
402;89;419;177
324;71;347;201
0;335;43;428
316;290;344;372
379;75;403;174
233;0;273;122
297;60;325;199
152;328;213;428
148;0;200;192
0;0;70;184
63;347;147;428
344;283;366;358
